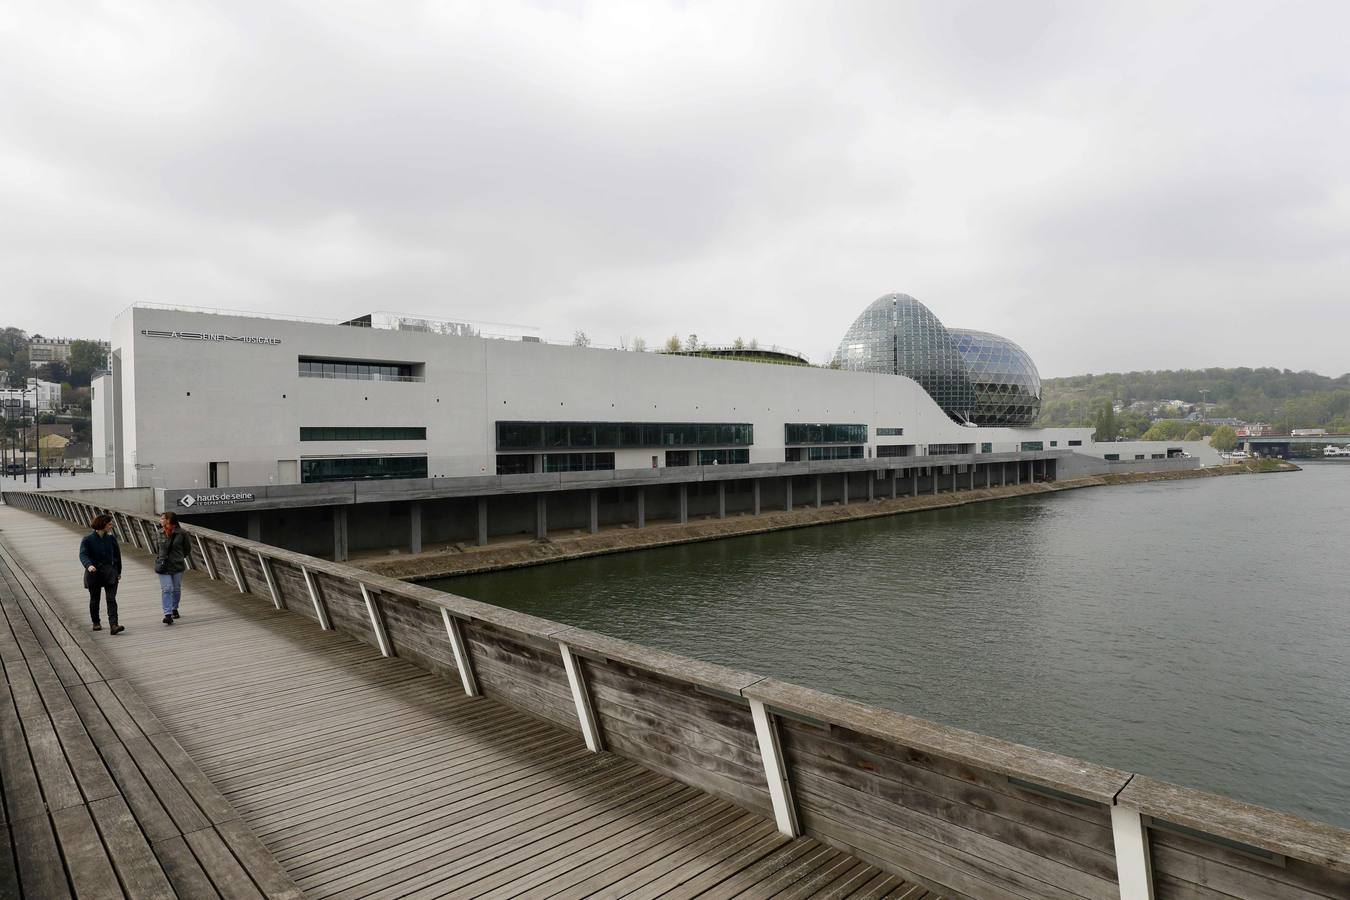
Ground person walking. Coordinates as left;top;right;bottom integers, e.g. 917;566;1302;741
79;514;124;634
154;511;190;625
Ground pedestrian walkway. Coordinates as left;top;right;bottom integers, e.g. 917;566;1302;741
0;504;932;898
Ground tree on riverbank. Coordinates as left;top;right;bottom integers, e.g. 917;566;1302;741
1210;425;1238;452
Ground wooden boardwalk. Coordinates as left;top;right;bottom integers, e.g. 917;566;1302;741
0;504;933;898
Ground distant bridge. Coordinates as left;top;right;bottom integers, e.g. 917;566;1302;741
1238;433;1350;453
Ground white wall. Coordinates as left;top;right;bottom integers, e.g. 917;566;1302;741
1077;439;1221;466
112;307;1094;489
91;372;114;474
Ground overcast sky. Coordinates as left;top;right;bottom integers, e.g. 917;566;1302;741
2;1;1347;377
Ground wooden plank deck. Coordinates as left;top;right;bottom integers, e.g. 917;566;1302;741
0;504;935;898
0;514;300;898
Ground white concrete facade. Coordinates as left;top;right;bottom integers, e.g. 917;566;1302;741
104;306;1099;490
91;372;114;475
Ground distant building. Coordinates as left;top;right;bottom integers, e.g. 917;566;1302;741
27;335;110;370
0;378;61;416
1238;423;1274;437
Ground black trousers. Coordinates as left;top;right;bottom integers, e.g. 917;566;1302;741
88;581;119;625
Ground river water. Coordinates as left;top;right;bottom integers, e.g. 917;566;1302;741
436;463;1350;828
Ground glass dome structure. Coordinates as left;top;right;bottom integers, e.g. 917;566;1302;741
833;293;1041;427
948;329;1042;427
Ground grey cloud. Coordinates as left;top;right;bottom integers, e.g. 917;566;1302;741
1;0;1348;378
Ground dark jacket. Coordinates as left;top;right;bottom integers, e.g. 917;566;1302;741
79;531;122;586
154;527;190;574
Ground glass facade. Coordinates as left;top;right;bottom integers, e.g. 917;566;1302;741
300;427;426;441
497;422;752;450
300;455;427;483
1020;441;1044;451
832;294;1041;427
833;294;976;423
543;452;614;472
298;358;419;381
805;446;864;461
876;427;904;436
783;423;868;445
876;444;913;458
949;330;1042;427
697;448;749;465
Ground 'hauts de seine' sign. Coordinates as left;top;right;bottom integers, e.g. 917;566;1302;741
178;492;256;509
141;329;281;345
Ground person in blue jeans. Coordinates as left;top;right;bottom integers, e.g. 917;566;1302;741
154;511;190;625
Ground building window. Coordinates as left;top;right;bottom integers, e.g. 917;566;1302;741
298;357;423;382
784;423;868;445
697;448;749;465
300;455;427;483
1050;441;1058;447
665;450;692;467
1135;454;1145;460
876;445;913;458
1104;453;1120;461
496;455;534;475
980;442;993;454
788;445;863;461
929;443;973;455
1068;440;1082;446
1152;453;1165;459
543;452;615;473
876;427;904;436
497;421;752;451
1020;441;1044;451
300;427;426;441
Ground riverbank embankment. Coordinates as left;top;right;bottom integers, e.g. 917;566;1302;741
354;459;1298;581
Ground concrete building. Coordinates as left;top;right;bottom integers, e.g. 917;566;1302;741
27;335;110;369
91;371;115;475
90;303;1215;559
0;378;61;417
102;305;1099;490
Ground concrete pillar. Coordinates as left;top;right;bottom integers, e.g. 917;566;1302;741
678;483;688;524
986;465;991;489
410;501;422;554
814;475;822;509
476;497;488;546
785;477;793;511
717;482;726;519
753;479;761;515
1002;463;1007;486
1015;462;1021;485
970;467;976;490
636;488;645;529
867;472;875;502
932;466;939;495
953;468;958;492
589;490;599;534
535;493;547;540
842;474;849;505
333;506;348;562
910;469;918;497
891;469;898;499
247;512;261;543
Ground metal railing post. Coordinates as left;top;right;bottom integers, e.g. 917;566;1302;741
301;565;332;630
560;643;603;753
749;699;800;837
439;608;479;697
1111;805;1156;900
193;534;217;580
222;544;246;593
359;583;392;657
256;551;283;610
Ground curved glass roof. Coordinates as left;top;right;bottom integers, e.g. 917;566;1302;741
833;294;1040;426
949;329;1042;427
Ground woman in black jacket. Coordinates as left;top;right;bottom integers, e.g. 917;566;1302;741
79;514;124;634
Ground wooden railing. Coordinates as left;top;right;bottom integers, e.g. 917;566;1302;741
9;488;1349;900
